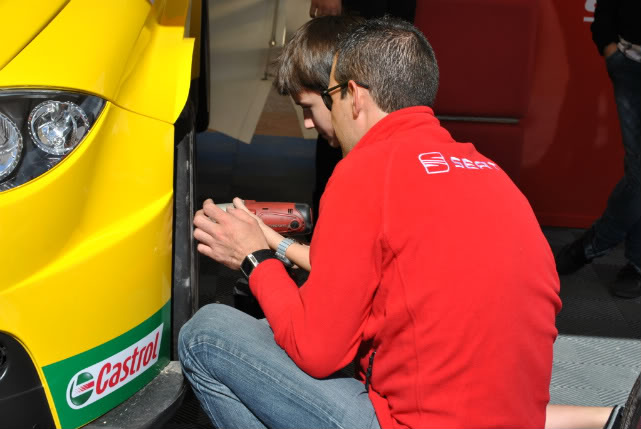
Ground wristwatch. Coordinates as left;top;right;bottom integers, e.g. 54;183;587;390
275;238;295;267
240;249;278;279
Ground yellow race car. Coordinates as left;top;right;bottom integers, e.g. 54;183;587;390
0;0;209;427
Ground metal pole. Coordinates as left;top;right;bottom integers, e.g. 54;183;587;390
263;0;281;80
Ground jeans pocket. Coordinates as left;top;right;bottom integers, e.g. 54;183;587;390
605;49;627;81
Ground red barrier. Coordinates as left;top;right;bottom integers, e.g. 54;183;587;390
415;0;622;227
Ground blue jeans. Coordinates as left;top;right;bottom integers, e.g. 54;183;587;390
588;51;640;269
178;304;380;429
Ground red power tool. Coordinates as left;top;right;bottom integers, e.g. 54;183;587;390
217;200;313;236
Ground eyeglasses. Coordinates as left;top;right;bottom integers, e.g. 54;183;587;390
320;81;370;110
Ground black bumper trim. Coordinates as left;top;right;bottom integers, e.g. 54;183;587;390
0;332;56;429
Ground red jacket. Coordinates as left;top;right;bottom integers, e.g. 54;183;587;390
250;106;561;428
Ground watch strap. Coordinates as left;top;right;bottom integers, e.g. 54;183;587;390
275;238;295;267
240;249;277;279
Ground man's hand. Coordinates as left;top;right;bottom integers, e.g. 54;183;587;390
193;199;269;270
309;0;341;18
603;42;618;58
231;197;273;236
232;197;291;253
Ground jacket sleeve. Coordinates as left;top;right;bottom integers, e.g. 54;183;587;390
591;0;619;55
249;160;382;378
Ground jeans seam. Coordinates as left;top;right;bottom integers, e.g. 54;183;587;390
187;339;349;428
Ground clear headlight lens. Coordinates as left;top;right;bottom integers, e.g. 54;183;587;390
29;101;90;155
0;113;23;181
0;90;105;192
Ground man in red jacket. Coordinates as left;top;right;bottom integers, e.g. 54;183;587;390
180;17;563;428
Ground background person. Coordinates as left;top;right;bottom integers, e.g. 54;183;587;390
555;0;640;299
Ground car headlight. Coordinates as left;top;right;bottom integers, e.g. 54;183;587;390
0;90;105;192
0;113;23;181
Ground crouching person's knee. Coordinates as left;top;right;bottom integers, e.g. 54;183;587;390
178;303;229;369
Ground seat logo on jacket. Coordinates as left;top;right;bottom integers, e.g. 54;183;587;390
419;152;500;175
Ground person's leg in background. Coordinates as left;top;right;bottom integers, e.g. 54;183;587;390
178;304;380;429
619;218;641;295
545;404;616;429
556;51;640;298
546;370;641;429
587;51;640;297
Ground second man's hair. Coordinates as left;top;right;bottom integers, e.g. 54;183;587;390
274;16;364;96
334;16;439;112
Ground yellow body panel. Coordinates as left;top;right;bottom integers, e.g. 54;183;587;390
0;0;149;101
0;0;68;69
116;0;195;123
0;0;200;426
0;102;174;365
0;0;194;124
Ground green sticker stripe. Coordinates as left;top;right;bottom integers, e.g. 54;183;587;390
43;301;171;429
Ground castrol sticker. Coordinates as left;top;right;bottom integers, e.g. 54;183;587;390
66;324;163;409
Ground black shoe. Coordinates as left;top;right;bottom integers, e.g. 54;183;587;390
555;233;592;275
610;264;641;299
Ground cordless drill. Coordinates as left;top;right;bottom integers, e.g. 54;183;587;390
216;200;313;236
218;200;313;317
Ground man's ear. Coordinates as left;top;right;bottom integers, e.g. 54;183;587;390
348;80;363;119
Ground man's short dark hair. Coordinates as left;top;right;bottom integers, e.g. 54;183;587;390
334;16;439;112
274;16;364;96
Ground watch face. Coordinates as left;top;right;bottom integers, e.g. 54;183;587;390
240;262;252;279
240;255;257;279
241;250;277;279
247;254;260;267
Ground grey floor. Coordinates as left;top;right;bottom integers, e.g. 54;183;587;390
163;132;640;428
545;227;640;407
